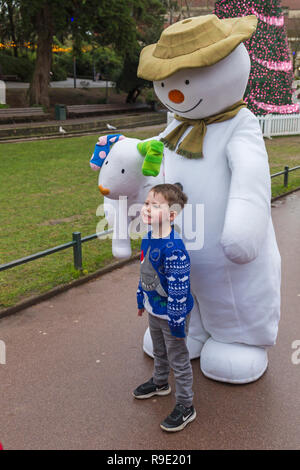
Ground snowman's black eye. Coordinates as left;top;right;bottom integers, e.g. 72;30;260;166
121;169;125;173
161;82;165;87
105;161;108;165
185;80;190;85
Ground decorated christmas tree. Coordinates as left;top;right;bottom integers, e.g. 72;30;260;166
214;0;299;115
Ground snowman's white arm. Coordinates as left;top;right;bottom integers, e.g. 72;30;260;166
221;112;271;264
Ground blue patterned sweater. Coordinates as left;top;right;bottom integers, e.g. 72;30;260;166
136;225;194;338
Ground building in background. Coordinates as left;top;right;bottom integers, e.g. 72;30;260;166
282;0;300;78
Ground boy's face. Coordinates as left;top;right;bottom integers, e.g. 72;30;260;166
141;190;175;227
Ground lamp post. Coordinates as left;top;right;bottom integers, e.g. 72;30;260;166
73;55;77;88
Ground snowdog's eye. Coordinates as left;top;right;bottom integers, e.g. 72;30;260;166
185;80;190;85
161;82;165;87
105;161;108;165
121;169;125;174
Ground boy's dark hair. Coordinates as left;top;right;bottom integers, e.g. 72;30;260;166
150;182;188;213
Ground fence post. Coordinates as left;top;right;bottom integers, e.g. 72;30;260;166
264;114;271;139
284;166;289;187
72;232;82;271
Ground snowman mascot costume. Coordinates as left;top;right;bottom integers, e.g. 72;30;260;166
134;14;281;385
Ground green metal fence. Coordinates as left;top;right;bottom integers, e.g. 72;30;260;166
0;165;299;274
271;165;300;188
0;229;113;273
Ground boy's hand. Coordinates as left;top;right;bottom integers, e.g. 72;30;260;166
138;308;145;316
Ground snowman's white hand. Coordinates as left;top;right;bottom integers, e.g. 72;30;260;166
221;198;269;264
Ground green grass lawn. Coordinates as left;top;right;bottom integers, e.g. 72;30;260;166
0;131;299;309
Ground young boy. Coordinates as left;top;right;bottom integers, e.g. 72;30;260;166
133;183;196;432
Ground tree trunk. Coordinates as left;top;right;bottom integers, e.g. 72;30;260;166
28;5;53;108
7;1;18;57
126;87;141;103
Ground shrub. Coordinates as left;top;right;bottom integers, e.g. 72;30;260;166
51;57;68;81
145;89;156;104
52;46;123;82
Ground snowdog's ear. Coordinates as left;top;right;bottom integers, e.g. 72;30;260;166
137;140;164;177
89;134;125;171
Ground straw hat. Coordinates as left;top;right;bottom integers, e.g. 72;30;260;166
137;14;257;81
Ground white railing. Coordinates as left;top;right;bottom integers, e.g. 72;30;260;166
166;111;300;137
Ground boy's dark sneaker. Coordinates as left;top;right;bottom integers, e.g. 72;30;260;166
160;403;196;432
133;377;171;399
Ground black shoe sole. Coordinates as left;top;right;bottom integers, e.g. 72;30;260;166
160;409;196;432
133;385;171;400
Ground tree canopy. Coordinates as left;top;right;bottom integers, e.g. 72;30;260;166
0;0;165;106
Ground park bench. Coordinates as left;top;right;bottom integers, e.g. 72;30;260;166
66;102;149;118
0;74;20;81
0;106;48;124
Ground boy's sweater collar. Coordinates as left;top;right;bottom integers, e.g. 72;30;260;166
149;225;175;240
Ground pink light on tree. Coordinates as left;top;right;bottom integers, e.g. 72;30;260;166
214;0;299;115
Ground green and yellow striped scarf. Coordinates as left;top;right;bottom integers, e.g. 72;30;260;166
161;99;247;159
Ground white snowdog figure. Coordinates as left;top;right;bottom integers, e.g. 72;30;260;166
90;135;164;258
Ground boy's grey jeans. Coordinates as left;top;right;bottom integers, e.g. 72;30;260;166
148;312;193;408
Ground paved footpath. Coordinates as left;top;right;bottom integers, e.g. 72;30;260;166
0;192;299;450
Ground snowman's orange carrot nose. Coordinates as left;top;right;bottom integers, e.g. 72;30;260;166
168;89;184;104
98;185;110;195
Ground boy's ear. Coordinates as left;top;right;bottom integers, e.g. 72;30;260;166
170;210;178;221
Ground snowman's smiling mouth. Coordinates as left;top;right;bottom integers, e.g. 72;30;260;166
166;97;203;113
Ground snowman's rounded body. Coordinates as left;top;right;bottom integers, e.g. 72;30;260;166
159;108;280;347
141;43;281;383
